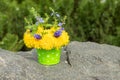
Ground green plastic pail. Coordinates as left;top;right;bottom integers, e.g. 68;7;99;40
36;49;61;65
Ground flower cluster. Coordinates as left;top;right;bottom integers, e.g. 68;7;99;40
23;8;69;50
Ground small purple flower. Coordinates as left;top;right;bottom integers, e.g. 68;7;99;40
39;18;44;23
60;27;64;31
34;34;42;40
54;30;62;37
36;17;44;24
35;22;39;25
58;22;63;27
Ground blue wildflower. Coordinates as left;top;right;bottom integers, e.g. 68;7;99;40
35;22;39;25
58;22;63;27
36;17;44;24
39;18;44;23
60;27;64;31
54;30;62;37
34;34;42;40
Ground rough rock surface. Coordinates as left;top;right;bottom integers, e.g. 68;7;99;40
0;41;120;80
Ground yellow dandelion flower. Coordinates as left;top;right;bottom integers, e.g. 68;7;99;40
24;27;69;50
54;31;69;49
36;26;44;34
24;30;34;48
40;33;55;50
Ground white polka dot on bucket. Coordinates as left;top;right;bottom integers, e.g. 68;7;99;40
51;53;54;54
47;60;50;63
38;54;41;56
56;54;59;57
47;55;50;58
51;58;55;60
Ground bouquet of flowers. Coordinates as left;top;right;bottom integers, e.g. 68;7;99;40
23;8;69;65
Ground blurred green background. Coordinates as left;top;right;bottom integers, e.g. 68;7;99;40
0;0;120;51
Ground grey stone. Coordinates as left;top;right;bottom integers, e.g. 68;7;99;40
66;41;120;80
0;48;44;80
17;49;38;61
0;41;120;80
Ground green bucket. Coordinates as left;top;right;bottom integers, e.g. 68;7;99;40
36;49;61;65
